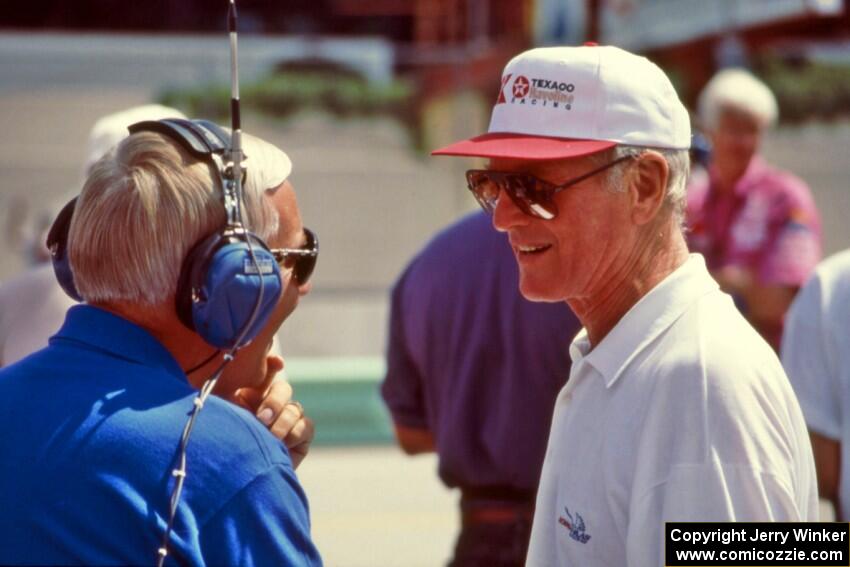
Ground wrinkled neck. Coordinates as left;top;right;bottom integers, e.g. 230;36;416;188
567;222;688;348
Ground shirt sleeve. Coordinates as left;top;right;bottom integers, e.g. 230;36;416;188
627;463;805;567
781;270;841;439
757;178;821;287
199;464;322;567
380;270;428;429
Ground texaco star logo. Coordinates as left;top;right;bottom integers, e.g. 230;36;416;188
496;73;512;104
512;75;530;98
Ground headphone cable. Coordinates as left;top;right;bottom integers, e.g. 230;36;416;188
183;349;222;375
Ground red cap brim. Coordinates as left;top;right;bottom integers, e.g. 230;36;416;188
431;132;616;161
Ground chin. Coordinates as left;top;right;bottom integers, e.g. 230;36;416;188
518;276;563;303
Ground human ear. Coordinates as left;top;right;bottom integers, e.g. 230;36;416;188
627;151;669;226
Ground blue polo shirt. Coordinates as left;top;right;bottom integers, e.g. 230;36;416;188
0;305;321;566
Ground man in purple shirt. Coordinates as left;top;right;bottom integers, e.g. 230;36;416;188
381;211;581;567
687;68;821;350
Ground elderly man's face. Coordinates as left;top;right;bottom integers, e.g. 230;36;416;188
215;180;310;396
491;154;635;303
710;107;763;183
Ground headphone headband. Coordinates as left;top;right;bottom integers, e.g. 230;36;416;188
130;118;249;228
128;119;232;160
48;117;282;350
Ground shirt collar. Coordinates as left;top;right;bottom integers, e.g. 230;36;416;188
52;304;188;382
574;254;718;389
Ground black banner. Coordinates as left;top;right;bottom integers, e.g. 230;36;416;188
666;523;849;566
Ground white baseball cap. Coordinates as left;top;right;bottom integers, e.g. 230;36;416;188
433;45;691;160
242;132;293;192
85;104;187;172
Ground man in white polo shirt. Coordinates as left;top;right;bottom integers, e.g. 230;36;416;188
782;249;850;521
433;45;817;566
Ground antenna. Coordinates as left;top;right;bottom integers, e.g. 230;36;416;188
227;0;242;197
224;0;244;227
155;3;264;564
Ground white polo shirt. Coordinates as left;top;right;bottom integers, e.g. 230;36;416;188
527;254;817;567
782;249;850;516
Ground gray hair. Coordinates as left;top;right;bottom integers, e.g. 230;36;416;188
68;131;281;306
591;145;690;229
698;68;778;130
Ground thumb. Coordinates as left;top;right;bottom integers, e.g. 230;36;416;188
231;387;264;412
266;355;285;377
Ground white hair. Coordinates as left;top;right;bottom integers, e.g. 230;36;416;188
69;129;292;306
698;68;778;130
591;145;690;229
84;104;187;175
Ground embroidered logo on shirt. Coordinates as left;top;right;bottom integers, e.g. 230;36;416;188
558;506;591;543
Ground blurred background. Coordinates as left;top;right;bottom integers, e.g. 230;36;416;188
2;1;849;564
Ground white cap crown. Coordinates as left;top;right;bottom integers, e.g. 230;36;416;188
489;46;690;150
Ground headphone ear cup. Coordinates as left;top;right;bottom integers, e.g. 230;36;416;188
46;198;83;302
177;232;283;349
175;232;219;332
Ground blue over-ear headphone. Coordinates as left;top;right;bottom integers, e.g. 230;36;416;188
46;118;283;350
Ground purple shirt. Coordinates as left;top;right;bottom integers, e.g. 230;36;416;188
382;212;581;491
687;156;821;287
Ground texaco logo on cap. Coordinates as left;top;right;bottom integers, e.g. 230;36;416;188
496;73;512;105
512;76;530;98
497;72;575;111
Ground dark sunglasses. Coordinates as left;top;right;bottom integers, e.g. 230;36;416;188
270;227;319;285
466;156;633;220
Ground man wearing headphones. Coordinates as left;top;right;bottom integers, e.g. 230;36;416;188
0;104;306;463
0;121;322;565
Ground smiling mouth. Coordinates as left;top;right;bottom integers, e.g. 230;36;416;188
516;244;552;255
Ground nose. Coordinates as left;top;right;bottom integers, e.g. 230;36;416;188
297;280;312;297
492;189;529;233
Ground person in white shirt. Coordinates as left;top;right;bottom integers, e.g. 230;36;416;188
782;249;850;521
432;45;817;566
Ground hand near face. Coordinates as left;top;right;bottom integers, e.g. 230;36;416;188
229;355;315;469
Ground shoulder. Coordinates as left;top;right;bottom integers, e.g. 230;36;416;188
647;290;793;416
787;249;850;342
177;400;318;563
789;249;850;317
632;292;811;483
660;288;772;363
753;161;817;212
813;249;850;291
190;396;292;473
112;390;296;506
174;396;303;526
197;459;320;565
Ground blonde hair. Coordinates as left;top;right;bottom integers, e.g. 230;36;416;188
69;131;282;305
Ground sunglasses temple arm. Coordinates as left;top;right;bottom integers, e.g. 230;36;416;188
555;155;632;190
